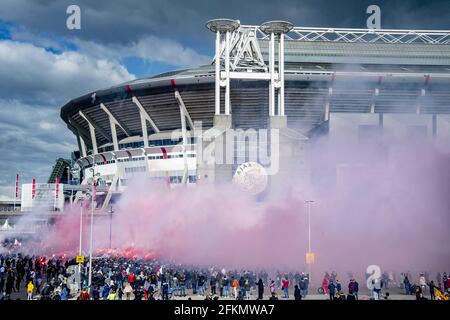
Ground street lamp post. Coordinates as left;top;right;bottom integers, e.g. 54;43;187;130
66;166;73;208
88;165;96;289
305;200;314;284
108;205;114;249
78;201;83;289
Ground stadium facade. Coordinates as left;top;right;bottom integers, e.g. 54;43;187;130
18;20;450;212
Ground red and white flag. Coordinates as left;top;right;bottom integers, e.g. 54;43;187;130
161;147;170;189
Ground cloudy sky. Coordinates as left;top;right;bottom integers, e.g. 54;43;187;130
0;0;449;199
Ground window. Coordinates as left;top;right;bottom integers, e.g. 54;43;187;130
125;166;147;174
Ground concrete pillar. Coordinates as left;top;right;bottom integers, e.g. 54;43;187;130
269;32;275;116
79;136;88;158
279;34;285;116
109;119;119;151
225;31;231;115
140;111;149;148
215;30;221;116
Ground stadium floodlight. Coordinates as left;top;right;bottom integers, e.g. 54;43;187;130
88;166;95;290
260;21;294;35
206;18;240;33
305;200;314;281
206;19;240;116
108;205;114;249
78;200;83;290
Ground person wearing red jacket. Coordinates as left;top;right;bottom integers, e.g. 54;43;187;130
128;273;135;288
322;273;330;294
281;276;290;298
78;287;90;300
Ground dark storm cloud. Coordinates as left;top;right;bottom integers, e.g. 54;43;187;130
1;0;449;48
0;40;134;198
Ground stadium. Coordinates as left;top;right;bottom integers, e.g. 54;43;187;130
12;19;450;213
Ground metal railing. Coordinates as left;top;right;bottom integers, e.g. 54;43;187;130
241;25;450;45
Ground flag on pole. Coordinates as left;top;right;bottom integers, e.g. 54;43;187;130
161;147;170;189
15;173;19;198
31;178;36;200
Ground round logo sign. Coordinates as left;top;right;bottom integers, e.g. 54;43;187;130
233;162;268;195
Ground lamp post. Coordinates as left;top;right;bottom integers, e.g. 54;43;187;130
305;200;314;284
78;200;83;289
107;205;114;249
88;165;96;289
66;166;71;184
66;166;73;208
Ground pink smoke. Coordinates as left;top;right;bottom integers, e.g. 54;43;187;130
16;135;450;286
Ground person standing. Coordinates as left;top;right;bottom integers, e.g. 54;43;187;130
415;286;423;300
353;279;359;300
179;273;186;297
428;280;437;300
328;281;336;301
300;274;309;297
0;264;6;294
239;276;246;297
281;276;289;299
128;272;135;289
123;282;133;300
92;286;100;300
198;273;205;296
26;280;34;300
102;283;110;300
256;278;264;300
35;272;42;294
232;277;239;299
5;269;14;298
269;279;276;297
60;285;69;300
443;272;448;292
294;285;302;300
78;287;90;300
244;279;251;300
107;289;116;300
336;279;342;293
403;274;411;295
348;279;356;297
322;273;330;295
161;280;169;300
419;273;427;293
446;276;450;293
222;275;229;298
372;278;382;300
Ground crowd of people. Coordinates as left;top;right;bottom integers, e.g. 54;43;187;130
67;259;312;301
0;240;449;301
319;271;450;301
0;251;313;300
